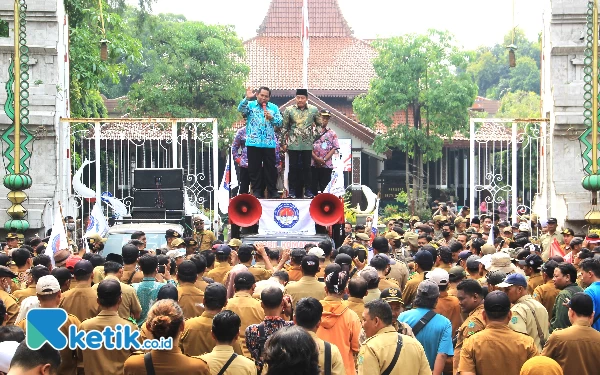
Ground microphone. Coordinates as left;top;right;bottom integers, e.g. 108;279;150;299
262;102;267;110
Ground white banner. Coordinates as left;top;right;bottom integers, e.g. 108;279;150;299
46;208;68;267
258;199;316;235
337;139;352;172
85;203;109;238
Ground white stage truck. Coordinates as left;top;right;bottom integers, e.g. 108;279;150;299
228;193;345;249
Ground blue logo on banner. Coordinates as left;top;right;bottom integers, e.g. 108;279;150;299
274;203;300;228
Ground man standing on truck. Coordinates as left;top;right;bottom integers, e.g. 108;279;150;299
192;217;216;251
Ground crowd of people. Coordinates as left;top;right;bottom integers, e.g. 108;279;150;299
1;206;600;374
235;87;340;199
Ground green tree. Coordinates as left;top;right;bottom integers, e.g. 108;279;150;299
496;91;541;118
123;14;249;135
353;29;477;212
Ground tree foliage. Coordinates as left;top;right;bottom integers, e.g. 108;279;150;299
467;28;540;99
496;91;541;118
353;29;477;161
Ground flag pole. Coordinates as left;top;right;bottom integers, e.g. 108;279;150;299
302;0;309;89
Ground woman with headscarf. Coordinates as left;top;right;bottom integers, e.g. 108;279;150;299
520;356;563;375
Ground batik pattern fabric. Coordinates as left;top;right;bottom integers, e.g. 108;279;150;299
238;99;282;148
232;126;248;168
282;104;322;151
312;127;340;168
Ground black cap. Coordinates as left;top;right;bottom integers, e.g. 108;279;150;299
73;260;94;276
216;245;232;256
568;292;594;316
30;265;50;280
334;253;352;266
448;266;466;282
547;218;557;224
519;254;543;268
380;287;403;303
371;237;389;252
301;254;320;274
484;290;511;314
516;249;531;260
291;249;307;258
320;109;331;116
157;284;178;301
485;270;507;286
204;282;227;303
296;88;308;97
177;260;198;279
414;250;434;269
97;279;121;299
165;229;181;238
51;267;73;283
183;237;197;247
0;265;17;278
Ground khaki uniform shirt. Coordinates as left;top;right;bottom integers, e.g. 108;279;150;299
388;261;409;290
92;275;142;321
180;311;243;356
458;322;538;375
284;276;326;309
198;345;256;375
18;314;81;375
193;230;217;251
357;327;431;375
526;273;543;295
248;265;273;281
93;265;105;285
177;282;205;319
195;277;211;293
453;303;485;373
12;285;36;304
508;294;549;352
59;282;100;322
402;271;424;308
225;291;265;336
541;321;600;375
540;232;564;261
532;280;559;320
121;266;144;284
125;347;209;375
79;310;139;375
0;289;18;325
287;265;303;282
378;277;399;292
343;297;365;319
207;261;232;285
305;330;346;375
363;288;381;303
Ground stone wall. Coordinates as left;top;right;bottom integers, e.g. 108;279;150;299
0;0;69;236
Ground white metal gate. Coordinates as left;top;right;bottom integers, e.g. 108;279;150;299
469;118;549;224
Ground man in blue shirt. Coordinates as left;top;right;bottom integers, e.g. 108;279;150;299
581;258;600;331
132;254;176;326
238;86;283;199
398;279;454;375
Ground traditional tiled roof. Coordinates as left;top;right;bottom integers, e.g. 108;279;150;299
256;0;353;37
244;36;376;92
471;96;501;116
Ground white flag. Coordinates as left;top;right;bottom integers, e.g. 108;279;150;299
46;208;68;267
230;156;239;190
371;198;380;238
324;161;345;197
218;158;233;214
85;203;109;238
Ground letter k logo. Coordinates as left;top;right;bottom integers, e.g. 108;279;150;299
26;308;69;350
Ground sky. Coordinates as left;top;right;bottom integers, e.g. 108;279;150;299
140;0;546;49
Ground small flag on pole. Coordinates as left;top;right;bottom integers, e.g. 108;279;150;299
45;208;68;267
85;203;109;238
370;198;380;241
218;157;234;214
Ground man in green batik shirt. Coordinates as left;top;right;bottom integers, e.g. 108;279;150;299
282;88;322;199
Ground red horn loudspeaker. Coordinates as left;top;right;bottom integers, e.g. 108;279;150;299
229;194;262;227
309;193;344;226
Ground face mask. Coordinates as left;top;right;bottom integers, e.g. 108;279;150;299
443;231;451;237
2;280;10;294
66;223;76;231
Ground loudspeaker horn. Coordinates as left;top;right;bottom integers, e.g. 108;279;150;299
309;193;344;226
229;194;262;227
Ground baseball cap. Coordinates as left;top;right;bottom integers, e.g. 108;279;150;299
381;287;403;303
416;280;440;300
216;245;232;256
466;255;481;269
228;238;242;247
519;223;530;232
547;217;558;224
320;109;332;116
0;265;17;279
177;260;197;279
165;229;181;238
96;278;121;299
0;341;19;373
484;290;511;313
385;231;400;240
403;232;418;247
183;237;198;247
485;270;507;286
425;268;449;286
334;253;353;266
481;244;496;255
36;275;61;295
372;253;396;266
87;233;107;244
237;245;253;258
308;247;325;259
561;228;574;236
454;217;466;225
359;266;379;284
458;250;472;260
166;249;186;259
51;266;73;283
448;266;466;282
518;254;543;268
65;255;83;270
413;250;433;268
355;233;370;241
73;259;94;276
477;254;493;270
171;238;185;247
568;292;594;316
570;237;584;247
301;255;320;274
496;273;527;288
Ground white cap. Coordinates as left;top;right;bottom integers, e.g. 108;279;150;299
425;268;449;286
477;254;493;271
166;249;186;259
36;275;61;295
519;223;530;232
308;247;325;259
0;341;19;372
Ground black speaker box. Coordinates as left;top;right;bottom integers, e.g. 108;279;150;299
134;168;184;190
131;208;184;220
133;189;184;210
